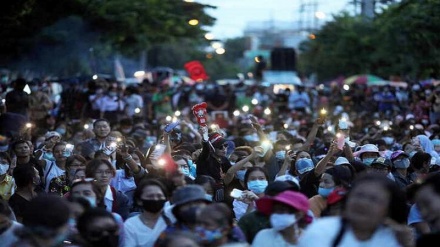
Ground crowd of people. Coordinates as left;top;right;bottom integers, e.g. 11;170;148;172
0;76;440;246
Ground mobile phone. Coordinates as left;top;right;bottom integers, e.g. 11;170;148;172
164;121;180;133
230;188;243;199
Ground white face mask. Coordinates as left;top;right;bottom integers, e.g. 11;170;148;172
0;164;9;175
270;213;297;231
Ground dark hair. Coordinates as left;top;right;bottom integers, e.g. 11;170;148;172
11;139;30;153
0;152;11;164
76;208;117;236
52;141;67;152
344;171;408;224
156;230;199;247
92;119;110;129
66;155;87;169
22;194;70;230
265;180;299;196
199;202;233;229
133;178;168;206
418;172;440;197
67;196;92;211
70;179;102;201
13;164;35;188
244;167;269;190
194;175;216;193
85;159;116;178
274;139;291;151
410;151;431;171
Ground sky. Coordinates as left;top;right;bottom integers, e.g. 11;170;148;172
197;0;352;40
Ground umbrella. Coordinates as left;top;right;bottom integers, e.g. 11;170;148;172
343;74;386;86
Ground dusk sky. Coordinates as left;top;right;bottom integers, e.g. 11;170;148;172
198;0;351;40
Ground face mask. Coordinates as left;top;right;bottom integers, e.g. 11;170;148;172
229;162;236;166
0;164;9;175
394;158;410;169
43;152;55;161
275;151;285;160
141;199;166;213
270;213;297;231
181;168;191;177
247;180;268;194
30;86;39;92
68;218;76;231
121;128;132;134
85;196;97;207
236;170;246;181
204;194;213;202
55;128;66;135
244;134;259;142
108;92;117;97
195;226;223;243
383;137;394;145
87;233;119;247
318;187;334;198
362;157;375;166
176;206;199;225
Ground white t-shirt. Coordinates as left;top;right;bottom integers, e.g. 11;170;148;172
124;214;168;247
252;228;297;247
233;199;255;221
297;216;402;247
43;160;66;192
111;170;137;193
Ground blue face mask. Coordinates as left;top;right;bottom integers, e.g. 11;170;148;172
55;128;66;136
195;226;223;243
275;151;285;160
244;134;259;142
362;157;375;166
394;158;410;169
247;180;268;194
236;170;246;181
204;194;213;202
181;168;191;177
318;187;334;198
43;152;55;161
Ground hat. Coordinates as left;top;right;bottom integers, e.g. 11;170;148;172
208;132;226;148
325;166;353;186
334;157;350;166
390;150;409;161
295;158;314;175
371;157;391;167
171;185;210;212
353;144;379;158
256;191;309;216
327;187;348;205
44;131;61;140
275;175;300;188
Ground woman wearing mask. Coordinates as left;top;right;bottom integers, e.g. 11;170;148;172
233;167;269;221
194;175;217;202
298;172;413;247
196;202;246;247
353;144;380;167
85;158;131;220
308;165;353;218
124;179;170;247
0;152;15;201
390;150;414;190
41;142;69;195
252;191;311;247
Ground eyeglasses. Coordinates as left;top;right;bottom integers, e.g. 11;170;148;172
71;178;95;185
216;144;228;150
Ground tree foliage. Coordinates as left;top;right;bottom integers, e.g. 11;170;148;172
298;0;440;81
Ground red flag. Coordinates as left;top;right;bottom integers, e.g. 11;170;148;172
184;60;208;81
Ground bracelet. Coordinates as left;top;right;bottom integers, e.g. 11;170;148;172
122;155;133;161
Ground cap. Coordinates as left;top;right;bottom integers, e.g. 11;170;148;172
274;175;300;188
208;132;226;148
171;185;210;209
334;157;350;166
44;131;61;140
371;157;391;167
256;191;309;216
295;158;314;175
390;150;409;161
353;144;379;158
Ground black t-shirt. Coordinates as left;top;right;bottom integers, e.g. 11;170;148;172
299;169;320;198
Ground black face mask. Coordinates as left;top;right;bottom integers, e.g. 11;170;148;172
88;234;119;247
141;199;166;213
175;206;199;225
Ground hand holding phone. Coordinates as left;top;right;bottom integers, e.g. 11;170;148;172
230;188;243;199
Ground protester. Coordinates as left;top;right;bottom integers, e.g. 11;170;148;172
0;152;15;200
124;178;170;247
0;198;22;247
298;172;413;247
252;191;311;247
76;207;120;247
